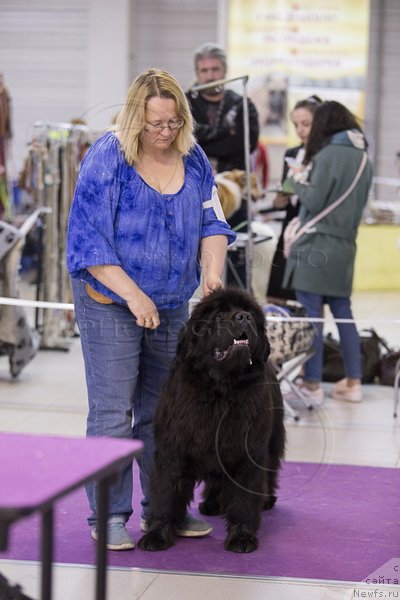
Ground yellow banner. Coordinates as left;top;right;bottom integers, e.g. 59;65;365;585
227;0;370;143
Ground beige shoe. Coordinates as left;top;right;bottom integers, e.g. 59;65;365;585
140;513;213;537
332;378;362;402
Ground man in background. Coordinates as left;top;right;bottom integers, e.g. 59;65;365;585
186;42;259;174
186;43;263;291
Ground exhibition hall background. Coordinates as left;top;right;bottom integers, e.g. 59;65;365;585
0;0;399;291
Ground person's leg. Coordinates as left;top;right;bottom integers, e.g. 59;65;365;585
71;278;142;528
133;302;188;520
327;296;362;380
327;295;362;402
295;290;324;384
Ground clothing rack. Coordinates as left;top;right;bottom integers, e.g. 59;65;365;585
19;121;98;349
190;75;253;292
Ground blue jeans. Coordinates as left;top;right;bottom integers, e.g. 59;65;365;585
71;278;188;526
295;290;361;383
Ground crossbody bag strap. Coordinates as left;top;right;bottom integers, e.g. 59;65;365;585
296;151;368;239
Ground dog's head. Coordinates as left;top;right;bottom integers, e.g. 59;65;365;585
220;170;264;200
176;288;270;383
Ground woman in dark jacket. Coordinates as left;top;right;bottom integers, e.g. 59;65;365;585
268;95;321;300
283;101;373;404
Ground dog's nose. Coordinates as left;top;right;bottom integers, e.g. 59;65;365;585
234;311;252;323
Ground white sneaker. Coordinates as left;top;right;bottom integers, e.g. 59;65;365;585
283;382;324;406
91;516;134;551
297;384;324;406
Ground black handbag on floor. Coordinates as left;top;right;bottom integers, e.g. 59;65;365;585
379;352;400;386
322;329;382;384
376;332;400;386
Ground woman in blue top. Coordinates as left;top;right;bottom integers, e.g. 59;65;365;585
67;68;235;550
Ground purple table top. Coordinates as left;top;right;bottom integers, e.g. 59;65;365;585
0;432;142;517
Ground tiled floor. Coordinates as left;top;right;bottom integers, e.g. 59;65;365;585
0;290;399;599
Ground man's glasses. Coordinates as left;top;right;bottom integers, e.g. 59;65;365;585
144;119;184;133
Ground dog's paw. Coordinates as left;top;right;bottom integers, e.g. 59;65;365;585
224;525;259;553
198;499;221;516
137;527;174;552
262;494;277;511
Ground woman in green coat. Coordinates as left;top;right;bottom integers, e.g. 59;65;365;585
283;101;373;404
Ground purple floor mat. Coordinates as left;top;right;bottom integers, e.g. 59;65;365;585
2;462;399;582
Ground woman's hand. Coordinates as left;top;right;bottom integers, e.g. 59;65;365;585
202;273;224;296
127;291;160;329
87;264;160;329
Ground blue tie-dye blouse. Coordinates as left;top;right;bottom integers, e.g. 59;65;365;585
66;131;236;309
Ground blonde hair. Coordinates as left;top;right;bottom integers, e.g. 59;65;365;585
115;68;195;165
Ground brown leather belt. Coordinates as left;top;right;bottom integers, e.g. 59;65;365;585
85;283;114;304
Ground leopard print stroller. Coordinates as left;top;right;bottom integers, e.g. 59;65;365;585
264;301;316;420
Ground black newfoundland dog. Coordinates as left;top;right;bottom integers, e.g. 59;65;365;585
138;287;285;553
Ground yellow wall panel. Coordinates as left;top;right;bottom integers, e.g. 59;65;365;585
354;224;400;291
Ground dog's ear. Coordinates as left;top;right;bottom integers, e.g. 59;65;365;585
174;315;208;365
174;321;193;364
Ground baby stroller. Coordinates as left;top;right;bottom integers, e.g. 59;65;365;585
264;301;316;420
0;209;44;377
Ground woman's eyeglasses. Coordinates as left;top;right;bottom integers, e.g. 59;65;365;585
144;119;184;133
